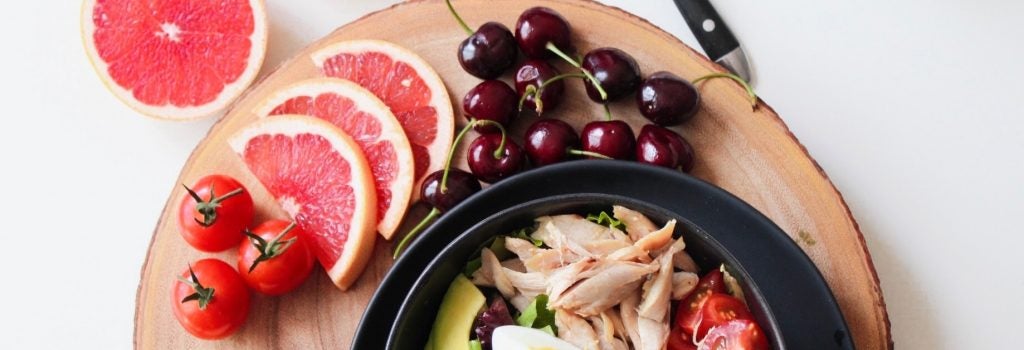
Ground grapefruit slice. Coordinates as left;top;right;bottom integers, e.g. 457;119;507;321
228;115;376;290
81;0;268;120
311;40;454;194
253;78;415;239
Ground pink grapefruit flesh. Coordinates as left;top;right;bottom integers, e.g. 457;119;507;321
229;115;376;290
311;40;454;195
81;0;268;120
253;78;415;239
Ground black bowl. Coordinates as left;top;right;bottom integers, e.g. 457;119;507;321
390;193;784;349
353;160;852;350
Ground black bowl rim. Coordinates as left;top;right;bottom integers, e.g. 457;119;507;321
389;192;785;349
353;160;853;350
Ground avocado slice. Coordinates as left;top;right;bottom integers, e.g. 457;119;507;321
426;275;486;350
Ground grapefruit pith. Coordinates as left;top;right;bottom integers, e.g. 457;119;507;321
81;0;268;120
311;40;454;195
228;115;376;290
253;78;415;239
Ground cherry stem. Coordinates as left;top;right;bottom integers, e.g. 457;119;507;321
539;72;587;89
393;207;441;258
518;73;588;114
545;42;608;100
441;119;478;193
569;149;612;159
517;85;538;112
603;104;613;121
692;72;758;110
445;0;473;35
472;119;508;160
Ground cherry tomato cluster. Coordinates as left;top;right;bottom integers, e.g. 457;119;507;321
171;174;315;339
668;269;770;350
393;2;750;257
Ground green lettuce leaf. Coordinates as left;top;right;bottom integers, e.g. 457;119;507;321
586;211;625;230
516;295;557;334
511;227;543;247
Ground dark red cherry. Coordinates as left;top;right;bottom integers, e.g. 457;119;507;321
581;48;641;102
420;169;481;213
458;22;518;79
515;7;572;59
636;124;695;172
637;71;701;126
467;133;526;183
581;120;636;160
515;59;565;114
463;80;518;134
525;118;579;166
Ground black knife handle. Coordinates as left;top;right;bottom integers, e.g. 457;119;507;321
673;0;740;60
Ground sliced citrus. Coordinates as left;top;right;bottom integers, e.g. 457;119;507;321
81;0;268;120
311;40;454;194
228;115;376;290
253;78;415;239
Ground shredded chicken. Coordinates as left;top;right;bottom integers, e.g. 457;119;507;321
613;205;657;242
470;206;699;350
619;293;642;349
674;250;699;273
672;271;699;300
639;239;685;319
591;314;630;350
552;261;655;316
556;310;600;350
634;219;676;253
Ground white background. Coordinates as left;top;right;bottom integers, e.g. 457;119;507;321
0;0;1021;348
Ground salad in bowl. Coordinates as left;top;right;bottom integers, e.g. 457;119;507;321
426;204;771;350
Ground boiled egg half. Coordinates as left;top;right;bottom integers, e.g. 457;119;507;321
491;325;581;350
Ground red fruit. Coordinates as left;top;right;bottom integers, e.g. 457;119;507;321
675;269;727;336
581;120;636;160
171;259;251;340
178;175;255;252
467;133;527;183
237;220;315;296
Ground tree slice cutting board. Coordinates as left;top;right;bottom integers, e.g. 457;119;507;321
134;0;891;349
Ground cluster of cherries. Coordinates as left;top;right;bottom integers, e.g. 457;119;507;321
394;2;753;256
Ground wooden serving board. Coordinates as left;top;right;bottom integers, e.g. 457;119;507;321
134;0;891;349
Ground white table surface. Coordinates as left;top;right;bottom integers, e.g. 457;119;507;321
2;0;1021;348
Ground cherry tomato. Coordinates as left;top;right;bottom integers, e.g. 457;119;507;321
237;220;315;295
668;325;698;350
675;269;726;336
178;175;254;252
695;293;755;339
696;319;769;350
171;259;251;339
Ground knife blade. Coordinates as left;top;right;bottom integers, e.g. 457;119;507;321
672;0;753;83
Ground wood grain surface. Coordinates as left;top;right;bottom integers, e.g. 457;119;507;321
134;0;891;349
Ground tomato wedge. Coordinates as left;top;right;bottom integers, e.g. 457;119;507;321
675;269;726;336
668;325;698;350
695;293;755;339
696;319;769;350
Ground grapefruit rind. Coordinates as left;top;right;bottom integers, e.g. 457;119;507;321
310;39;455;194
252;78;416;239
227;115;377;290
80;0;269;120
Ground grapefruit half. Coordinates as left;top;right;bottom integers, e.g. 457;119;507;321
228;115;376;290
253;78;415;239
311;40;454;194
81;0;268;120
